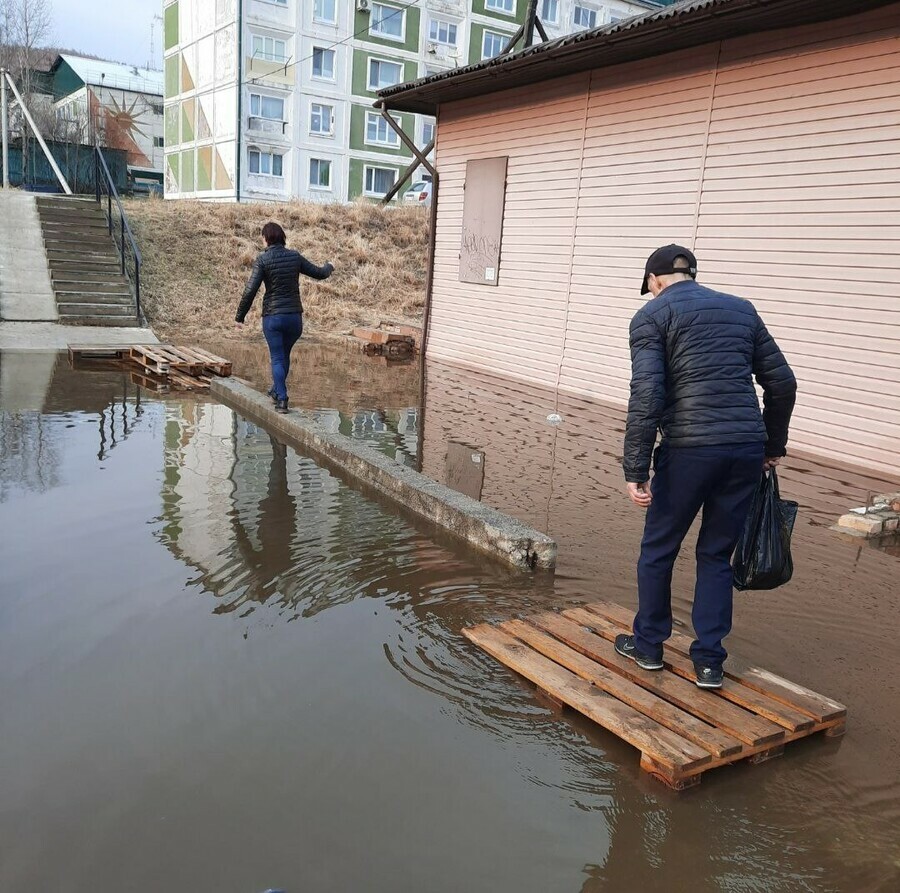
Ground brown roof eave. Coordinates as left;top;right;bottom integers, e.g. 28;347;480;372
378;0;898;115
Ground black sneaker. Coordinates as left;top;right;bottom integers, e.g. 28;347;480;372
694;664;724;689
614;634;664;671
274;398;289;414
267;387;278;404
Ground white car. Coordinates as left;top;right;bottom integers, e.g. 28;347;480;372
403;180;433;207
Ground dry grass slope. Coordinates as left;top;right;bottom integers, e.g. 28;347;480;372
125;198;429;340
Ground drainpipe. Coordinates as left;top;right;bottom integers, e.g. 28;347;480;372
1;68;9;188
235;0;243;203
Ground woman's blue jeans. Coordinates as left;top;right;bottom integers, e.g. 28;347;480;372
262;312;303;401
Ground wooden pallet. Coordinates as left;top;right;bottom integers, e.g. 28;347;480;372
463;600;846;790
69;344;231;393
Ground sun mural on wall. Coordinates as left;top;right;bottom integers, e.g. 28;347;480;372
90;90;153;168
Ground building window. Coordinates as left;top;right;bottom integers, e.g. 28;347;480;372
368;58;403;90
481;30;508;60
153;136;165;148
249;93;285;121
312;47;336;79
370;3;405;41
485;0;514;13
428;19;457;47
422;120;435;146
364;165;397;197
252;35;287;62
309;158;332;189
149;101;164;116
249;149;284;177
313;0;336;23
365;111;400;147
541;0;558;24
310;103;334;135
573;5;597;29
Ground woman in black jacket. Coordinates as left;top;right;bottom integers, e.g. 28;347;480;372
235;222;334;413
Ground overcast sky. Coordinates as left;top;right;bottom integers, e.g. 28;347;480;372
49;0;162;69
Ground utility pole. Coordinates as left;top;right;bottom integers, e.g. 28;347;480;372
1;68;9;189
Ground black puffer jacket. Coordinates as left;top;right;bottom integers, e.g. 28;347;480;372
623;279;797;483
235;245;333;322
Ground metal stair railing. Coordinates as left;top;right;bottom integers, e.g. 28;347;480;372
94;146;142;322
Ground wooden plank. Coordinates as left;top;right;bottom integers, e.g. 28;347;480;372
178;346;232;376
130;345;170;374
501;619;743;759
582;601;846;723
548;610;785;747
577;605;815;733
129;369;169;393
463;625;711;774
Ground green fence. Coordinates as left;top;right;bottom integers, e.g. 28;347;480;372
1;140;128;194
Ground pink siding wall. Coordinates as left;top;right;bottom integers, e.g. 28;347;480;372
428;4;900;476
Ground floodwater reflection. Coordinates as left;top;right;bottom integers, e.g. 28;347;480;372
0;349;898;893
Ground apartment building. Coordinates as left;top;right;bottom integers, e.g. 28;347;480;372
162;0;658;202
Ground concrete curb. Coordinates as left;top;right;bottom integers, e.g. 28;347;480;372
211;377;557;571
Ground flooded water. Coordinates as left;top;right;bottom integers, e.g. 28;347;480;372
1;344;898;893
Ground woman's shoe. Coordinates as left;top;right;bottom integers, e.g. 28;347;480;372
275;398;289;414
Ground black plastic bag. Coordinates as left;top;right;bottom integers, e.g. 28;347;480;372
733;469;799;591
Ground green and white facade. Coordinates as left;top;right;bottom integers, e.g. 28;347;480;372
162;0;655;202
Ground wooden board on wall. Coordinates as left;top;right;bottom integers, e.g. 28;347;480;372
459;156;508;286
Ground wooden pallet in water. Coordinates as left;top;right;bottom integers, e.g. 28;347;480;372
69;344;231;392
464;599;846;790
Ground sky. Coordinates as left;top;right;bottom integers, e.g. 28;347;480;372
49;0;162;69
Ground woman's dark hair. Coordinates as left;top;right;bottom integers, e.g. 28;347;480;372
261;222;286;246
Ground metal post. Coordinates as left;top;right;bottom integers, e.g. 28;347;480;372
3;72;72;194
1;69;9;189
120;208;126;274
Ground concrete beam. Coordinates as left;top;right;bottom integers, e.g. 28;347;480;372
211;377;558;571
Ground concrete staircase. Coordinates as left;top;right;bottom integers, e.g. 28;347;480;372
35;196;139;327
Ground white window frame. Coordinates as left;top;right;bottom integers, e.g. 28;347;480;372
365;110;401;148
251;34;288;63
485;0;515;15
313;0;337;24
367;57;404;92
573;4;598;30
309;102;335;137
363;164;398;198
248;147;285;178
427;18;458;47
422;120;435;147
311;46;336;81
540;0;559;25
249;92;286;122
481;30;508;60
369;3;406;42
309;158;332;191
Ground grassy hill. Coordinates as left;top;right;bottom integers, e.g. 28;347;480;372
125;198;429;341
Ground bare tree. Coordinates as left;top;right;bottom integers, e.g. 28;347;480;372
0;0;53;182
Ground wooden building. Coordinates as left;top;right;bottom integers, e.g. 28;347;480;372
380;0;900;477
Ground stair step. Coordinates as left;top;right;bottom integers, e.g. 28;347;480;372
40;218;109;229
58;301;135;314
56;290;133;304
44;235;114;248
53;276;129;288
59;314;140;327
47;247;119;258
49;263;122;274
57;292;131;302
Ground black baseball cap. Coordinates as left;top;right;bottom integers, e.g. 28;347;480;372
641;244;698;294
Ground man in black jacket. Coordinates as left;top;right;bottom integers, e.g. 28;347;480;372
235;222;334;413
617;245;796;689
